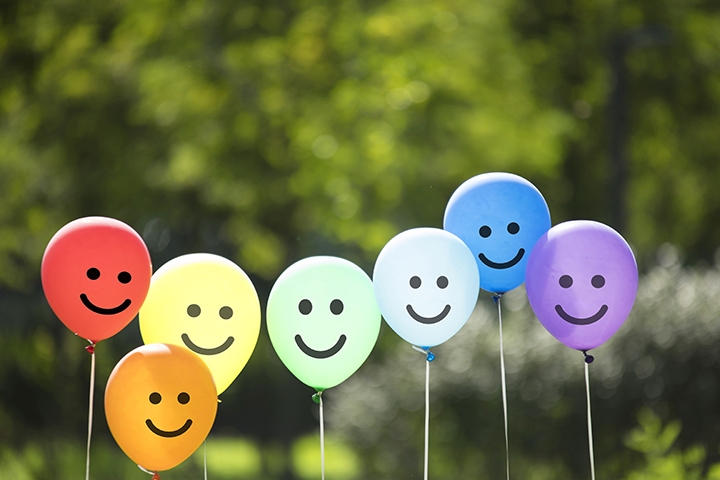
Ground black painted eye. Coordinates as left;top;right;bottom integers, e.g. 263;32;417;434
86;268;100;280
187;304;201;317
149;392;162;404
177;392;190;404
219;306;233;319
507;222;520;235
591;275;605;288
299;299;312;315
436;276;449;289
409;276;422;289
479;226;492;238
118;271;132;284
559;275;573;288
330;299;344;315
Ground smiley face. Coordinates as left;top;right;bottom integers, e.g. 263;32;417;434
373;228;480;348
553;273;609;325
525;220;638;351
104;344;217;472
41;217;152;342
139;254;261;395
266;257;381;391
444;173;551;294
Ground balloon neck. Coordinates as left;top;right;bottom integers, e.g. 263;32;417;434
582;350;595;364
85;342;96;355
492;293;503;305
312;390;324;404
152;473;160;480
412;345;435;362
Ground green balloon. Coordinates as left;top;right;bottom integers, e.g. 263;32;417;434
267;256;381;391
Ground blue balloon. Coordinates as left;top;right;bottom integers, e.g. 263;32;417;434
373;228;480;347
444;172;551;294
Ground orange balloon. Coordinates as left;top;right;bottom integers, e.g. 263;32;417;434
105;344;217;472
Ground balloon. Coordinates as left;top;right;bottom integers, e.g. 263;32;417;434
525;220;638;351
444;172;551;294
266;257;381;391
105;344;218;472
373;228;479;348
41;217;152;342
139;254;261;394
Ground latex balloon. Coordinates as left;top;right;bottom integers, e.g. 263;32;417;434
444;172;551;294
266;257;381;391
525;220;638;351
41;217;152;342
373;228;480;348
139;254;261;395
105;344;217;472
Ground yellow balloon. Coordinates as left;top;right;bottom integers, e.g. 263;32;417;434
139;254;261;394
105;343;218;472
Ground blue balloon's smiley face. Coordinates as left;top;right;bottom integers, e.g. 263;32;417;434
476;221;524;269
444;173;551;294
373;228;480;348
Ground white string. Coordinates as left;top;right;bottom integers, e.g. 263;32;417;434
496;297;510;480
85;345;96;480
585;361;596;480
137;464;157;478
204;439;208;480
424;356;430;480
319;392;325;480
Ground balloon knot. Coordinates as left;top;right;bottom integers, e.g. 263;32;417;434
312;391;323;404
85;344;95;355
492;294;503;305
582;350;594;364
152;473;160;480
412;345;435;362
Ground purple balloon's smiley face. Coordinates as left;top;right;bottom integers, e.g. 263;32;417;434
525;221;638;351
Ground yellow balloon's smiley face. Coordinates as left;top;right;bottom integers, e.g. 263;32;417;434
105;344;217;472
139;254;261;394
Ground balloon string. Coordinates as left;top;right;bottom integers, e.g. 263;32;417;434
137;465;160;479
85;341;96;480
495;295;510;480
204;439;208;480
424;354;430;480
318;391;325;480
411;345;433;480
585;360;596;480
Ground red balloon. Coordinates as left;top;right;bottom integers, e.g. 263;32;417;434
41;217;152;342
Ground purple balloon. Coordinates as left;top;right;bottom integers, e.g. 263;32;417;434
525;221;638;351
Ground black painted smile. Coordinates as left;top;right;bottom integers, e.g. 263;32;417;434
555;304;609;325
145;418;193;438
181;334;234;355
406;304;451;324
478;248;525;270
80;294;131;315
295;334;346;359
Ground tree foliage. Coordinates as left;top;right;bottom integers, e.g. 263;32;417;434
1;0;719;478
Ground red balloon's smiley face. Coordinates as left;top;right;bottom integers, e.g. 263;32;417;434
41;217;152;342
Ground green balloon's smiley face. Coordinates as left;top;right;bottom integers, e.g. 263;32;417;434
267;256;381;391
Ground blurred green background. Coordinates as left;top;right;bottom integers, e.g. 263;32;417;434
1;0;720;478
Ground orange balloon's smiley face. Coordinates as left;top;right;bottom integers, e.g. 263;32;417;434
41;217;152;342
105;344;217;472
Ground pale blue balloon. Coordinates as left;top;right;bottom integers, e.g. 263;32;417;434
373;228;480;347
444;172;551;294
